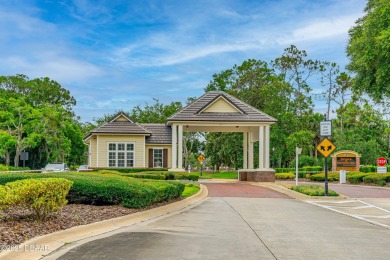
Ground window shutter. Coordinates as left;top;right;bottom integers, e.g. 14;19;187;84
148;149;153;168
163;148;168;168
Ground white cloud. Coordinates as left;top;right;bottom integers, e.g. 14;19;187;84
291;15;359;42
5;55;103;84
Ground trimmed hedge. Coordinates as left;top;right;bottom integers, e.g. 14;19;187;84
2;178;73;221
275;173;295;180
0;173;184;208
362;174;386;186
275;167;322;175
0;164;30;172
309;172;340;182
346;172;371;184
360;165;390;173
94;168;168;173
97;170;199;181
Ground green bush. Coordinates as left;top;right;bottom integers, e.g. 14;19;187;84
302;166;323;172
98;169;121;175
362;174;386;186
97;168;168;173
0;164;9;171
275;173;295;179
383;173;390;182
309;172;339;182
359;165;377;173
4;178;73;221
125;173;166;180
290;185;338;196
0;173;184;208
346;172;370;184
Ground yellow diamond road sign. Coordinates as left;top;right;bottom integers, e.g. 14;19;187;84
316;138;336;158
197;155;205;163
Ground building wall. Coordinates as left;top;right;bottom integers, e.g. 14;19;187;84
90;137;97;167
91;135;146;168
145;144;172;168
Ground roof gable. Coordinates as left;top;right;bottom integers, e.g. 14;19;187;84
198;95;244;114
167;91;277;123
109;112;134;123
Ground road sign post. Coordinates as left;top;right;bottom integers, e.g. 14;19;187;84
377;157;387;173
316;138;336;196
198;155;205;176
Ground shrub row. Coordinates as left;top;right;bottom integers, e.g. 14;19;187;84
275;173;295;180
0;173;185;208
97;170;199;181
0;178;72;221
0;164;30;172
309;172;340;182
275;167;322;174
94;168;168;173
360;165;390;173
308;172;390;186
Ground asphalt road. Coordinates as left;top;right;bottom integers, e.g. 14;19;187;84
53;184;390;260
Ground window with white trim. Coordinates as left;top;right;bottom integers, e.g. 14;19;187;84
108;142;134;167
153;149;163;168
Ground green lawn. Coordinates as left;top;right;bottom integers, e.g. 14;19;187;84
181;183;200;198
191;171;238;179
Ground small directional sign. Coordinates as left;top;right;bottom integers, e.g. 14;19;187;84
316;138;336;158
197;155;205;163
320;121;332;136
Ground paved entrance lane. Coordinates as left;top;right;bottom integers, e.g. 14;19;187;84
328;184;390;198
54;183;390;260
204;183;291;198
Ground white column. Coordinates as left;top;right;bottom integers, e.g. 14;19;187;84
96;136;99;167
171;125;177;169
265;125;270;168
259;126;265;169
248;132;254;169
178;124;183;169
243;132;248;169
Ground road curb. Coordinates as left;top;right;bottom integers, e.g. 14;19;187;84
0;184;208;260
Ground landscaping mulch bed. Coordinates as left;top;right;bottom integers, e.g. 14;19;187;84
0;199;181;251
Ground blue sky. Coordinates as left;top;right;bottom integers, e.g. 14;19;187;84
1;0;366;122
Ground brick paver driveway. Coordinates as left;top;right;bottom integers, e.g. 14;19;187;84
203;183;291;198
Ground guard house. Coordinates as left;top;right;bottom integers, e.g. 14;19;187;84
332;150;361;172
166;91;277;182
84;91;277;182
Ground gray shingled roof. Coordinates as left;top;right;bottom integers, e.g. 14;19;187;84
141;124;172;144
167;91;277;123
90;121;151;135
84;112;151;140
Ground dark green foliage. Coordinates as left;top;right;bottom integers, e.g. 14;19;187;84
309;173;340;182
346;172;371;184
113;168;168;173
275;173;295;179
363;174;386;186
0;173;184;208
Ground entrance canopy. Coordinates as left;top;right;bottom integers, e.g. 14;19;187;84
166;91;276;172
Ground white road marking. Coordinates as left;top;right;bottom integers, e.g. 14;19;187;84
306;199;390;229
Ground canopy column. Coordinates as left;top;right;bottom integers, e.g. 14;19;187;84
248;132;254;169
243;132;248;169
178;124;183;169
171;124;177;169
